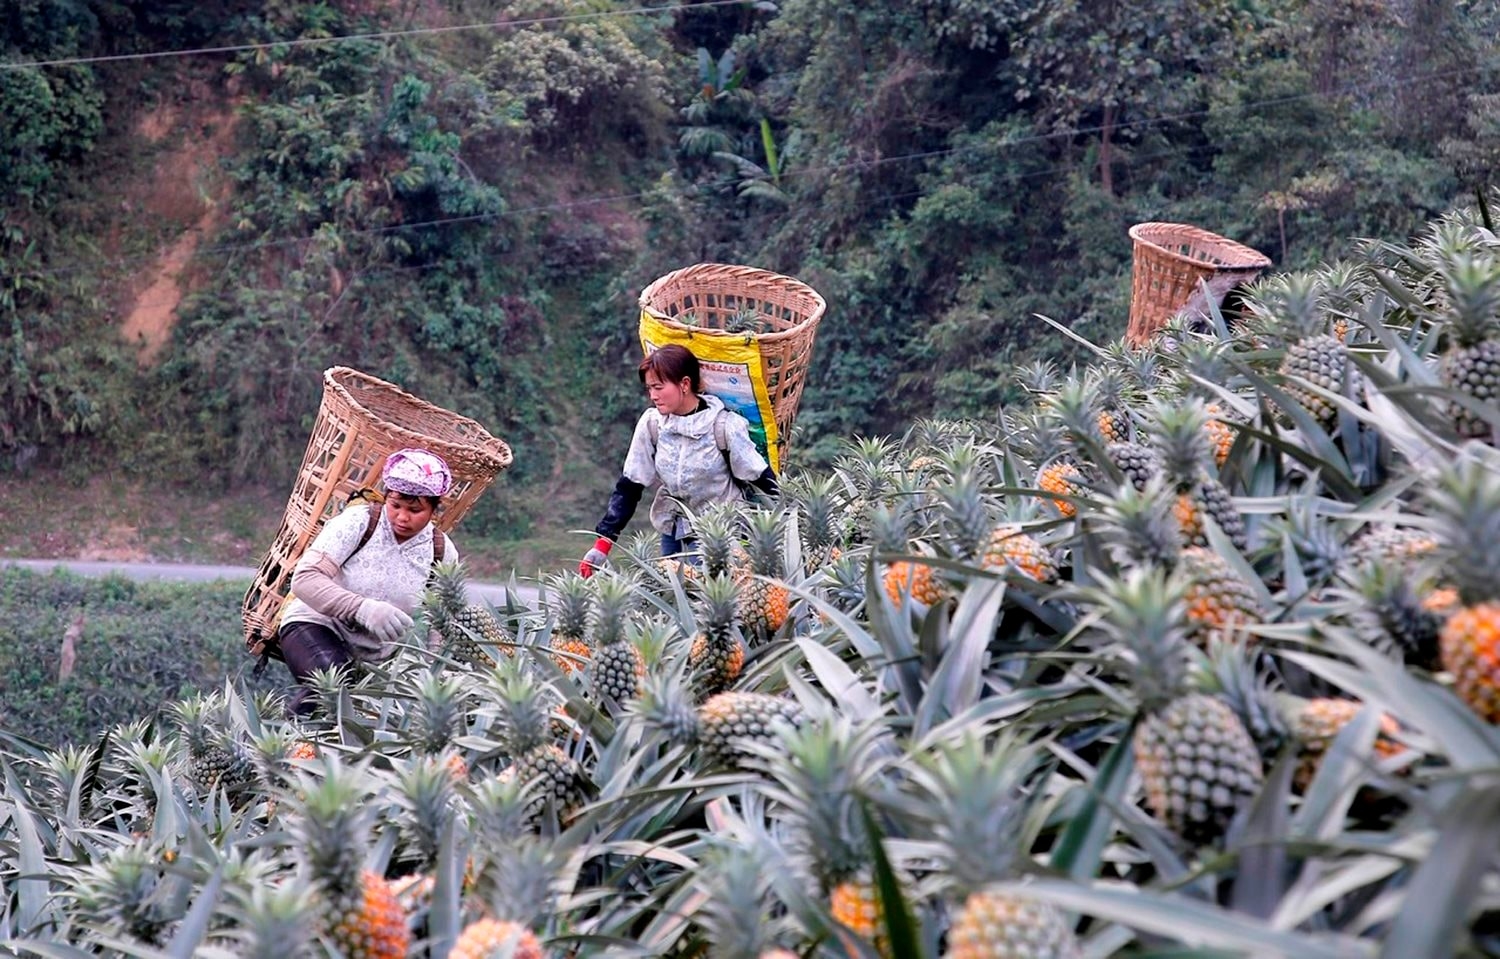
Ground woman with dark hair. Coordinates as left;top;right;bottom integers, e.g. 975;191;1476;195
580;344;778;575
278;447;458;714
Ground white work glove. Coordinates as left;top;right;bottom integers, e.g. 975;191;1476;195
356;598;414;646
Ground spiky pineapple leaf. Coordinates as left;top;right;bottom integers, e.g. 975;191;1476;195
861;802;925;959
1229;752;1296;919
1379;783;1500;959
916;577;1005;736
1051;724;1136;882
165;865;223;959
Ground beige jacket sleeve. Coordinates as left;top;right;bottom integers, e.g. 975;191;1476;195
290;552;366;622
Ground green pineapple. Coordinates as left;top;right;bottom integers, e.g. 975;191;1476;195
736;510;791;642
1148;400;1248;551
171;693;253;798
690;572;747;697
1346;558;1445;669
547;572;595;674
589;576;647;707
1090;567;1264;845
1436;251;1500;439
426;560;504;667
1268;274;1362;428
637;675;805;771
1106;440;1164;492
490;663;590;826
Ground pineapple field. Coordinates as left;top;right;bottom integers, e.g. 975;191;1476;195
9;201;1500;956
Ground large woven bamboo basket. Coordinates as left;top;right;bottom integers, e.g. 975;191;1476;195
638;263;826;462
242;366;512;653
1127;222;1271;345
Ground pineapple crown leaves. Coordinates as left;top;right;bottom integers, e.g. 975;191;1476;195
691;842;781;959
904;731;1046;894
834;435;903;498
223;878;320;959
545;571;595;640
1076;565;1196;710
1243;271;1329;343
1438;250;1500;343
1143;397;1213;483
402;671;472;754
1200;639;1290;758
470;836;565;929
1014;357;1059;394
469;774;537;846
393;755;460;867
695;505;746;577
1424;453;1500;604
631;671;701;748
289;757;377;895
422;558;473;632
68;843;175;944
1090;477;1185;570
1040;377;1107;449
933;468;994;563
786;472;846;551
483;660;561;757
1264;495;1350;589
589;572;640;648
744;715;894;887
743;508;789;577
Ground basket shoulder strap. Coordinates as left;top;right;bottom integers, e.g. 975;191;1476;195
352;502;381;557
433;531;445;564
713;410;730;452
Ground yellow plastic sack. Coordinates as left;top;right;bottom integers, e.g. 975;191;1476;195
639;311;782;473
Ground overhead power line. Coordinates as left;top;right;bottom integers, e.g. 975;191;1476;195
0;0;747;71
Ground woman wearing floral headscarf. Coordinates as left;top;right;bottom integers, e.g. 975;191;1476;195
278;448;458;715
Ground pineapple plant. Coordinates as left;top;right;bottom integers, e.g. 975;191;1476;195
1346;558;1446;669
1148;400;1248;551
689;572;747;696
789;473;847;573
1427;458;1500;722
736;509;791;641
1435;251;1500;439
692;844;786;959
1092;567;1264;845
911;734;1082;959
402;671;471;781
589;577;648;707
171;693;254;798
882;557;950;611
1267;273;1364;429
546;572;594;674
638;676;806;771
696;505;747;578
489;664;591;826
290;762;412;959
426;560;505;667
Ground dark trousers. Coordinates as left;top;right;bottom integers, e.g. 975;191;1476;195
661;532;700;561
279;621;355;717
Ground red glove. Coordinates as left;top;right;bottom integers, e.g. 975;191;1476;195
579;537;613;578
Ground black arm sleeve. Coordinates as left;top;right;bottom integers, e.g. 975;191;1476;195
750;467;779;498
595;476;646;540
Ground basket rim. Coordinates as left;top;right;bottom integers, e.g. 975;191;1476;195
324;366;513;469
638;262;827;345
1129;221;1271;271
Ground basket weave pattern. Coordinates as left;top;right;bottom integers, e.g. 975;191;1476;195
638;263;826;456
242;367;512;649
1127;222;1271;345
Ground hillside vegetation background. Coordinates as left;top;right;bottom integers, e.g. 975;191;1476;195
3;0;1498;565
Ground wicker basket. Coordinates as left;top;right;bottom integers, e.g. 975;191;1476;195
242;366;513;653
638;263;826;463
1127;222;1271;345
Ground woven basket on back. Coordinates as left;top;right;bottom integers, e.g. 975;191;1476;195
242;366;513;654
638;263;826;462
1127;222;1271;346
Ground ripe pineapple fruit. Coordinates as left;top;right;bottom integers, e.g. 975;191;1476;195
1037;459;1086;518
1092;567;1263;845
449;918;545;959
589;577;647;707
1435;251;1500;439
1180;546;1262;645
689;573;747;697
1428;458;1500;722
1149;400;1248;552
829;876;886;956
546;572;594;674
981;524;1057;583
948;891;1082;959
1203;403;1237;466
736;510;791;641
883;555;950;611
1288;697;1404;790
291;763;412;959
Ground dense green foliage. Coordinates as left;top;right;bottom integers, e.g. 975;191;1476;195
0;568;266;746
2;0;1498;538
